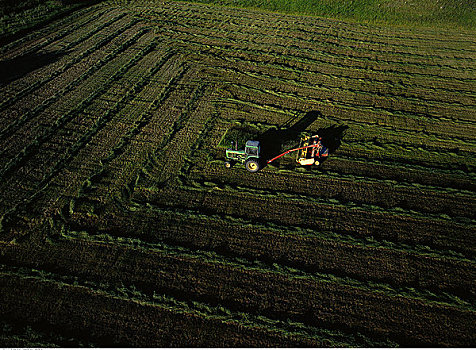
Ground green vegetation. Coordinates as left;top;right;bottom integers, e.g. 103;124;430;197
175;0;476;28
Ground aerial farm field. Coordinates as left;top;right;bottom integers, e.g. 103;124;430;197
0;0;475;346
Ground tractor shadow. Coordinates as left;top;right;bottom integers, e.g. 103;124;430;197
257;111;348;167
257;110;320;161
0;49;68;86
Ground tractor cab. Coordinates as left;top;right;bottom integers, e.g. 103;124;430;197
244;140;260;157
225;140;261;172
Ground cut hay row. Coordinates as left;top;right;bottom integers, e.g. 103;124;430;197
66;199;476;301
0;33;159;215
0;14;138;113
221;79;476;133
0;264;388;347
135;185;475;257
0;6;106;56
158;25;476;81
148;16;476;70
70;58;195;204
207;63;476;109
138;3;476;50
16;230;474;347
191;163;474;218
0;23;151;149
199;46;476;95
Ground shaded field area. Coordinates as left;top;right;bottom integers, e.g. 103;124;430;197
0;1;475;346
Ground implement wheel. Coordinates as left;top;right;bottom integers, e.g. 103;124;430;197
245;159;260;173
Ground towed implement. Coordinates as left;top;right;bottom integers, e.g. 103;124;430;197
225;134;328;173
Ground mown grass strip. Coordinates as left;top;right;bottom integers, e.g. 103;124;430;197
0;263;385;347
0;13;132;113
161;26;476;81
0;6;106;55
0;28;151;180
59;228;475;312
149;15;476;70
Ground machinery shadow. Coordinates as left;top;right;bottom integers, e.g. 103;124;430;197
257;111;348;168
0;49;69;86
257;110;320;161
315;124;349;155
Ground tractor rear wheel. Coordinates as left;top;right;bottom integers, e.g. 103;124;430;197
245;159;260;173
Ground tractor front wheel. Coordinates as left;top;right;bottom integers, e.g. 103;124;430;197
245;159;260;173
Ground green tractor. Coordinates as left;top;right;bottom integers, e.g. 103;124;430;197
225;140;261;172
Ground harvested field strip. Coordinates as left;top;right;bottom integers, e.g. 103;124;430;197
0;40;166;211
185;17;476;61
209;60;476;108
0;264;382;347
223;82;476;131
75;57;191;201
30;231;476;346
0;14;136;112
318;156;475;191
210;65;476;114
0;35;159;228
192;164;475;218
0;6;103;56
278;157;475;193
0;28;152;163
138;9;475;58
183;177;475;225
139;4;476;50
0;25;150;145
175;38;476;97
2;8;125;62
64;229;476;313
199;47;476;95
160;26;476;81
181;177;475;225
220;100;476;153
149;17;476;69
136;187;475;257
67;202;476;300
